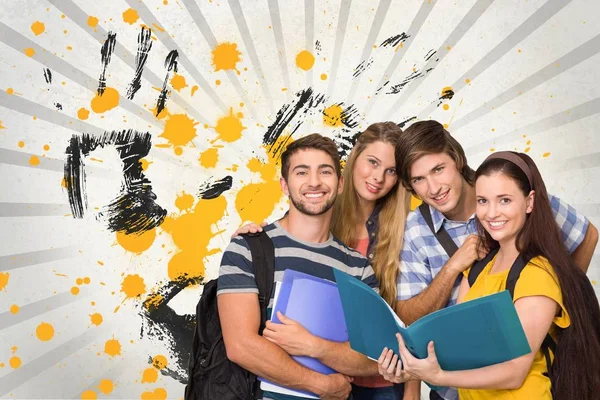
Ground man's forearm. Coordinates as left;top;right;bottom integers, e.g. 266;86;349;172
312;339;378;377
572;222;598;273
395;266;460;325
227;334;329;395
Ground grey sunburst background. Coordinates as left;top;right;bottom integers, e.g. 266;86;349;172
1;0;599;398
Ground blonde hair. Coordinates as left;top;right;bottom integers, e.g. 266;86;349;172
331;122;410;305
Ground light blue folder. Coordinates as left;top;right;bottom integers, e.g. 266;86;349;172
259;269;348;398
333;268;531;389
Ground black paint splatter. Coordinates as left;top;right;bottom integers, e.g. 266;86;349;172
398;116;417;128
353;58;373;78
43;68;52;84
424;49;436;61
387;70;424;94
127;27;153;100
98;32;117;95
437;87;455;106
199;176;233;199
375;80;390;96
334;130;362;160
380;32;410;48
315;40;322;53
54;103;62;110
156;50;179;116
323;103;360;129
64;130;166;234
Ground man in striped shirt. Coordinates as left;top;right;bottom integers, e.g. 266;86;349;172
218;134;381;400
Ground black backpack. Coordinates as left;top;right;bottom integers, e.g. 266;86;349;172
184;232;275;400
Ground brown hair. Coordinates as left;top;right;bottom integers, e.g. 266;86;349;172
331;122;410;305
395;120;475;194
475;152;600;400
280;133;342;180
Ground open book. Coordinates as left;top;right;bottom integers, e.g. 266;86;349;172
333;268;531;389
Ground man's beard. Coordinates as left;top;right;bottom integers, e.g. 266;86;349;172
288;192;337;216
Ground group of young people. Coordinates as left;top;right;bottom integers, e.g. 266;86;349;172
216;120;600;400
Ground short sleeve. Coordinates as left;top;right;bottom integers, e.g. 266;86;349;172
513;257;570;328
360;262;379;290
217;236;259;295
397;235;433;301
549;194;589;254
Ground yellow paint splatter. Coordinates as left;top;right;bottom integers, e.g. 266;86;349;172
490;148;496;152
543;152;551;158
170;74;187;91
323;104;344;127
98;379;114;394
81;390;97;399
87;16;99;29
116;228;156;254
9;356;21;369
84;277;90;284
0;272;9;290
142;367;158;383
77;108;90;120
175;192;195;211
465;78;471;83
144;293;163;311
0;121;5;129
295;50;315;71
18;141;24;147
10;304;19;314
71;286;80;295
29;155;40;166
524;147;531;153
91;87;120;113
31;21;45;36
199;148;219;168
123;8;139;24
443;104;450;111
140;158;152;171
36;322;54;341
211;43;242;72
214;108;246;142
152;355;168;369
174;147;183;156
76;277;83;285
90;313;103;326
160;113;198;148
320;73;328;80
141;388;167;400
104;338;121;357
191;85;199;96
215;79;221;86
410;195;422;211
24;48;35;57
43;144;50;151
121;274;146;299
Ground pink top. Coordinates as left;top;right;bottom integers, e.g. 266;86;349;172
351;237;393;388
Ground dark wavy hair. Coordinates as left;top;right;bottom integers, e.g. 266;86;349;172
475;152;600;399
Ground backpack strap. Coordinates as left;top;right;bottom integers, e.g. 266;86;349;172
468;247;499;287
419;202;458;257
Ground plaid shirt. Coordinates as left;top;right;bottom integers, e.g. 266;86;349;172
397;194;588;400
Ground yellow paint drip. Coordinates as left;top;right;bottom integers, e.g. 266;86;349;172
214;108;246;142
152;355;168;369
36;322;54;341
295;50;315;71
90;313;103;326
98;379;114;394
24;48;35;57
123;8;139;24
170;74;187;91
199;148;219;168
323;104;344;127
211;43;242;72
191;85;199;96
0;272;8;290
121;274;146;299
104;338;121;357
116;228;156;254
142;367;158;383
77;108;90;120
141;388;167;400
160;113;198;147
91;87;120;113
31;21;45;35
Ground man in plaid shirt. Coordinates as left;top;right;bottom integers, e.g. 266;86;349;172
391;121;598;400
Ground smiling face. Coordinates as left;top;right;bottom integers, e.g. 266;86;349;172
409;152;469;220
280;148;343;216
352;141;398;204
475;172;534;247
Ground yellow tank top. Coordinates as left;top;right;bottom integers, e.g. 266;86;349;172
458;255;570;400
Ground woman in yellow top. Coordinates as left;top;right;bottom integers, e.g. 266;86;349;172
378;151;600;399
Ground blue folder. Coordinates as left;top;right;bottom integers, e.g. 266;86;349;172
333;268;531;389
259;269;348;397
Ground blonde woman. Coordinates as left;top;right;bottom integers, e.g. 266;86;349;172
234;122;419;400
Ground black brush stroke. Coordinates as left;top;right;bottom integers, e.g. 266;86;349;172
352;58;373;78
97;32;117;95
323;103;360;129
398;116;417;128
64;130;167;234
424;49;436;61
387;70;424;95
380;32;410;48
375;80;390;96
315;40;322;52
437;88;455;107
198;176;233;199
156;50;179;116
43;68;52;84
127;27;153;100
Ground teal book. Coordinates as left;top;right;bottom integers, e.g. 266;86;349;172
333;268;531;389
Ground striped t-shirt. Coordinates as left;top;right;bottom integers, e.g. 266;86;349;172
217;220;377;399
